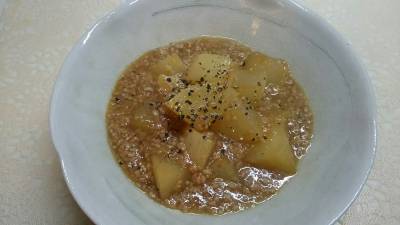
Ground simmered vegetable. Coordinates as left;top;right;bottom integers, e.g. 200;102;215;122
183;128;216;169
230;52;289;105
211;88;263;142
151;54;186;76
187;53;231;84
157;74;185;94
164;81;228;131
151;154;188;199
211;156;238;182
245;122;297;174
131;104;159;132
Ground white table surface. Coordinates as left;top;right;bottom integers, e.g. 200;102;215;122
0;0;399;224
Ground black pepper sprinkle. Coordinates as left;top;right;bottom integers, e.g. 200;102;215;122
252;138;256;142
166;77;172;82
200;77;205;82
185;100;192;105
180;79;189;85
257;81;261;86
114;97;121;103
202;135;207;140
245;112;249;116
188;129;192;132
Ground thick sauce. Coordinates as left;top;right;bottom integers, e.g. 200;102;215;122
106;37;313;214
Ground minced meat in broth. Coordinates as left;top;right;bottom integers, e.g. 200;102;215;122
106;37;313;214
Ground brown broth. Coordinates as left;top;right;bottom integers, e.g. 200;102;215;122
106;37;313;214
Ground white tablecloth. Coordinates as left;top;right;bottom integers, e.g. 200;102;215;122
0;0;398;224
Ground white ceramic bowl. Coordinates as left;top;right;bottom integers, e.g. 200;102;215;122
50;0;376;224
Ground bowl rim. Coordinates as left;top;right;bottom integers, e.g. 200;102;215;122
49;0;377;224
